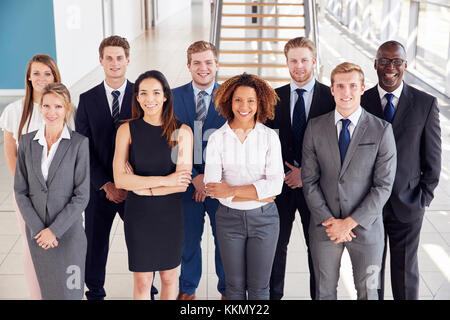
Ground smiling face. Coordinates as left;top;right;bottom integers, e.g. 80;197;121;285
231;86;258;127
375;44;407;92
136;77;167;120
100;46;129;82
187;50;218;90
331;71;365;117
286;47;316;87
41;93;67;129
29;62;55;95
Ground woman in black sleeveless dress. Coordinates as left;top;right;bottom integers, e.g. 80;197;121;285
113;70;193;300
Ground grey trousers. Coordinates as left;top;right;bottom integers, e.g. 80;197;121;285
310;238;384;300
216;202;279;300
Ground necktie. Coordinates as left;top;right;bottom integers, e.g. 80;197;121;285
196;91;208;123
292;88;307;163
338;119;351;164
111;90;120;126
384;93;395;123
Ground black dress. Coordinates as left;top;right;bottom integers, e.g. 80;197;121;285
124;118;184;272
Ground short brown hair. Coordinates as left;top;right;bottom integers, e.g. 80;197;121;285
187;41;218;64
99;35;130;58
284;37;316;58
214;73;278;123
330;62;365;86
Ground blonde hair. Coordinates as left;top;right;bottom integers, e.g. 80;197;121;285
330;62;365;86
186;41;218;64
284;37;316;58
39;83;74;124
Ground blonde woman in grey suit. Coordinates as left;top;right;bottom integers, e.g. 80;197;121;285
14;83;90;300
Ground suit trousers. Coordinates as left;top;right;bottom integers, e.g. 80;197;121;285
310;237;384;300
379;204;424;300
84;189;124;300
216;202;279;300
270;187;315;300
179;189;226;296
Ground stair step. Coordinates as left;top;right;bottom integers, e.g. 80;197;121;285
223;2;304;6
220;63;286;68
221;37;292;42
222;25;305;30
222;13;304;18
220;50;284;54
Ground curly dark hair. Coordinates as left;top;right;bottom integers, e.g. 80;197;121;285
214;73;279;123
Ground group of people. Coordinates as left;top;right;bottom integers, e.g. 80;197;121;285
0;35;441;301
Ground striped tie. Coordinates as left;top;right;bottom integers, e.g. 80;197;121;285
111;90;120;126
196;90;207;123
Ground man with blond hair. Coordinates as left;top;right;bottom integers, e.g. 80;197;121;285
266;36;335;300
301;62;397;299
172;41;226;300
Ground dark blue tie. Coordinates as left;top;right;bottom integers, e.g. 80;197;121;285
111;90;120;126
384;93;395;123
338;119;351;164
292;88;307;163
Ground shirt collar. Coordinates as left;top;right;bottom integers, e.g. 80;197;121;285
104;79;128;96
34;124;71;146
223;121;264;135
192;82;215;97
290;77;316;93
334;106;362;127
377;81;403;101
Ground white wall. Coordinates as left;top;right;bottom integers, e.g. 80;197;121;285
53;0;104;88
156;0;191;24
112;0;144;41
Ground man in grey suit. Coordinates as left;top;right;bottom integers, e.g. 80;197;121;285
301;62;397;300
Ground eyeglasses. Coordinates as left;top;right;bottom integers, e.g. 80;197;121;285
377;58;405;66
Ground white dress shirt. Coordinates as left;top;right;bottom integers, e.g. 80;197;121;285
377;81;403;111
104;79;128;115
204;122;284;210
33;124;71;181
334;106;362;139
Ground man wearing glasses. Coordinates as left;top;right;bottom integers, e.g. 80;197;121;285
362;40;441;300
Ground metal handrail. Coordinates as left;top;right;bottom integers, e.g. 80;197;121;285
210;0;223;53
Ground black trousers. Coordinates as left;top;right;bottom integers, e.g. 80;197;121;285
379;204;424;300
269;187;315;300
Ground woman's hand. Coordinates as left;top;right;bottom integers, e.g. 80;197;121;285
164;170;192;187
206;180;235;199
35;228;58;250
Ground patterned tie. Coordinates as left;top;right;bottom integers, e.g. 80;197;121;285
196;90;208;123
338;119;351;164
292;88;307;163
111;90;120;126
384;93;395;123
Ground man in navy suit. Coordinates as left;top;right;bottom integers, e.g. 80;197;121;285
172;41;226;300
75;36;134;300
266;37;335;300
362;41;441;300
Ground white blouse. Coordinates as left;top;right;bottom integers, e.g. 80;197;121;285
204;122;284;210
33;124;71;181
0;99;44;146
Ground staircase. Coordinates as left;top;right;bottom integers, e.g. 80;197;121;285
210;0;319;87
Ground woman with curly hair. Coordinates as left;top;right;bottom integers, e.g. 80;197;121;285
204;73;284;300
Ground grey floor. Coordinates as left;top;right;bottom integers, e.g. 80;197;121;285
0;1;449;299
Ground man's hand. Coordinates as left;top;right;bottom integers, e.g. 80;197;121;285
284;162;302;189
322;217;358;244
192;174;207;202
103;182;127;204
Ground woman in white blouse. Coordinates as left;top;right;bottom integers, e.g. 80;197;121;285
0;54;61;299
14;83;89;299
204;73;284;300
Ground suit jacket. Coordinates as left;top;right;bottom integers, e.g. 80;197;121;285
266;81;335;181
172;81;226;179
75;81;133;191
361;84;441;223
301;109;397;244
14;129;90;239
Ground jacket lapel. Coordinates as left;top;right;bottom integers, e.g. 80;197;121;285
120;80;133;120
325;112;342;174
339;110;368;178
363;86;384;119
46;133;73;186
203;82;220;129
278;85;292;129
31;141;46;189
391;83;412;132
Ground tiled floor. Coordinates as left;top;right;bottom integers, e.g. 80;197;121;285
0;1;449;300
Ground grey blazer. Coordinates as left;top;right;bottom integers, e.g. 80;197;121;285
301;109;397;244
